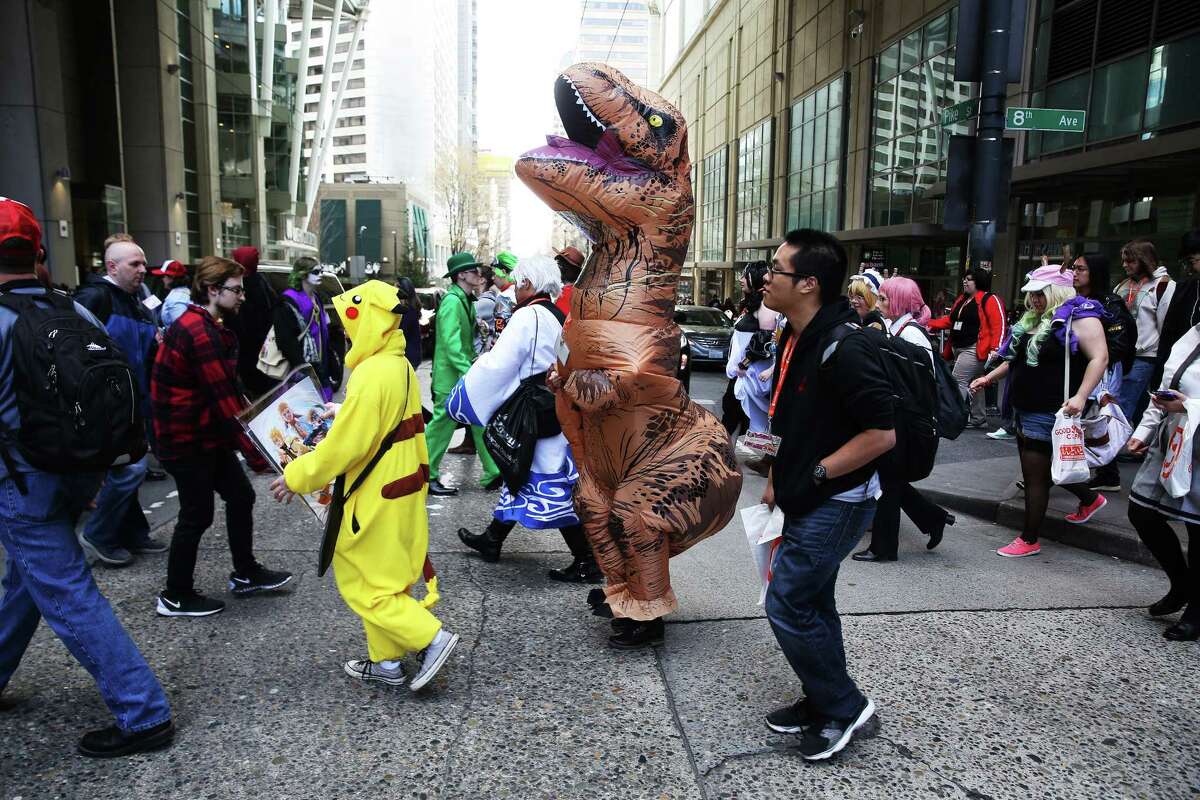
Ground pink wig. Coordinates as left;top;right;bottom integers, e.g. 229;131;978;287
879;276;931;326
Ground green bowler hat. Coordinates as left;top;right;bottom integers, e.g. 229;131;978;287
445;251;482;278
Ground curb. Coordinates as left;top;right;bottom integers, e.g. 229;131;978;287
919;485;1162;567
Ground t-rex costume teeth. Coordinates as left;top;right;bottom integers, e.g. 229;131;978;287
516;63;743;621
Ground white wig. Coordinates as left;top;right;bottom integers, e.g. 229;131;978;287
511;255;563;298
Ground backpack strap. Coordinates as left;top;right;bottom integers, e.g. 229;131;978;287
819;322;860;367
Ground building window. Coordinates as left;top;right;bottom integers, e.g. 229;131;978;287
735;119;772;244
336;115;366;128
217;95;253;178
700;146;727;262
342;96;366;109
333;134;366;147
868;8;971;227
309;45;323;58
345;77;366;90
787;75;845;233
335;39;364;54
333;152;367;165
1028;1;1200;157
304;101;319;113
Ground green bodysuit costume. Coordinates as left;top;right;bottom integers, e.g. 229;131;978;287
426;282;500;485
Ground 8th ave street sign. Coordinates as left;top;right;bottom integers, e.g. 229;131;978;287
1005;107;1087;132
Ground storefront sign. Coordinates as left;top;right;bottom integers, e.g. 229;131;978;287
1005;107;1086;132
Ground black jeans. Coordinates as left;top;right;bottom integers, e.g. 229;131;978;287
869;477;950;559
1128;501;1200;624
163;450;256;594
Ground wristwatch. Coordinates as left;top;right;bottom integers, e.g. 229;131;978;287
812;463;828;485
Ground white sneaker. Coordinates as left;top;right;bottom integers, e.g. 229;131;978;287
410;629;460;691
986;428;1016;441
344;659;407;686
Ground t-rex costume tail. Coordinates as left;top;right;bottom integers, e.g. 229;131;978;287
516;63;742;621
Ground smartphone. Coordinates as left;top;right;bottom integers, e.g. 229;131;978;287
1150;390;1177;401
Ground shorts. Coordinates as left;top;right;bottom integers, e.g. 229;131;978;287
1014;410;1055;443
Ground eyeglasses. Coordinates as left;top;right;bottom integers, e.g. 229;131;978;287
218;284;245;296
768;265;810;279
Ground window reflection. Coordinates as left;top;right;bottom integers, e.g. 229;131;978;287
786;76;845;232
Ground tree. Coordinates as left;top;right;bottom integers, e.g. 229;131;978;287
393;234;429;288
435;146;483;254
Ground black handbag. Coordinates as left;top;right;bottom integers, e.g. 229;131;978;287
317;373;412;577
482;303;562;494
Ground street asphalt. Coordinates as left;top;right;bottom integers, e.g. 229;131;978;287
1;364;1197;799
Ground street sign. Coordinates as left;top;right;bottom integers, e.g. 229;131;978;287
1005;107;1086;132
941;99;979;127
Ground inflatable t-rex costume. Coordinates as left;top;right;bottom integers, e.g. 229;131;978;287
516;63;742;622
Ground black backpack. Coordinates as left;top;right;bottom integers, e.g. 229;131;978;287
1100;293;1137;372
823;322;939;483
0;290;146;485
898;321;969;440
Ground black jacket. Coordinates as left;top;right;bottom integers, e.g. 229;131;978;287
770;303;895;518
272;290;344;390
223;272;278;396
1159;276;1200;372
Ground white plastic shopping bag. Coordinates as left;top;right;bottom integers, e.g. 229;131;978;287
1082;394;1132;468
1051;409;1090;485
1158;400;1200;498
740;503;785;606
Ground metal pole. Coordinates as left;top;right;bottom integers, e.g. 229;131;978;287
258;0;279;127
307;0;346;190
303;4;368;226
971;0;1012;267
287;0;315;220
246;0;258;109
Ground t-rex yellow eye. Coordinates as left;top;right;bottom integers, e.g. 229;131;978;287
648;114;663;128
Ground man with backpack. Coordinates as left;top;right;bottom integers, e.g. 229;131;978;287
0;197;174;757
74;234;166;566
759;229;896;761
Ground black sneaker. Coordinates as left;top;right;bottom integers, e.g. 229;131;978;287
228;564;293;595
78;720;174;758
128;537;169;555
799;697;876;761
156;591;225;617
765;698;815;734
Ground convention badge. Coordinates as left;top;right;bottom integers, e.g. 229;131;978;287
143;294;162;311
744;430;781;458
952;321;963;331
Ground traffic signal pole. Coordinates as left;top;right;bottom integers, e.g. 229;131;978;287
970;0;1013;268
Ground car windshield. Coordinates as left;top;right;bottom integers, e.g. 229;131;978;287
675;308;731;327
417;293;439;310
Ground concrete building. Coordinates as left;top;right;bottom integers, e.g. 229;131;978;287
476;152;514;261
578;0;653;85
290;0;473;272
0;0;349;287
654;0;1200;308
311;181;425;280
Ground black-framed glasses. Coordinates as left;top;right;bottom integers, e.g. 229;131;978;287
218;284;245;296
768;265;811;279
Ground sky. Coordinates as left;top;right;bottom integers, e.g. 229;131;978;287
476;0;583;256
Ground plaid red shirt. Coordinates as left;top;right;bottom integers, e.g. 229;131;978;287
151;304;266;469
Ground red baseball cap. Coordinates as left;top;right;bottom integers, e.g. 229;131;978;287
151;259;187;278
0;197;42;256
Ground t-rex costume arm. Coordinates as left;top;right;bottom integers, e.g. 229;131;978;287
516;63;742;621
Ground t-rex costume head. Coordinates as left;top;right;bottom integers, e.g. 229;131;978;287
516;64;741;623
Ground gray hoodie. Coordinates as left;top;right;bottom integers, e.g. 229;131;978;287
1115;265;1175;358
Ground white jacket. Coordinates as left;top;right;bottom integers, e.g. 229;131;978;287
1115;266;1175;358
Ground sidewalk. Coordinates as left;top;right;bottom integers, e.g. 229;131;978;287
915;455;1177;567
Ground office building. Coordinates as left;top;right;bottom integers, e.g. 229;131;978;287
655;0;1200;307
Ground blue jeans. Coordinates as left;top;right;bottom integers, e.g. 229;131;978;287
765;498;875;720
0;471;170;732
83;456;150;550
1117;357;1156;430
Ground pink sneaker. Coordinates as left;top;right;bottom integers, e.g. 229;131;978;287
997;537;1041;558
1065;493;1107;524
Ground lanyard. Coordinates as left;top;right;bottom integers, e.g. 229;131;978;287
768;335;799;419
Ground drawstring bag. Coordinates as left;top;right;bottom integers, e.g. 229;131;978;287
1081;395;1131;468
739;503;785;606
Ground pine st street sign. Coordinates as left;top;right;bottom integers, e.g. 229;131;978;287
1005;107;1087;132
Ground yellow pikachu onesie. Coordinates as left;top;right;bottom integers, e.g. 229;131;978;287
284;280;441;661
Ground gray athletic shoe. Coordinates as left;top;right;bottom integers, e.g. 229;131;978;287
410;629;460;691
344;659;407;686
77;532;133;567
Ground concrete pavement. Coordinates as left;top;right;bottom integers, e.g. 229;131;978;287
2;366;1198;798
